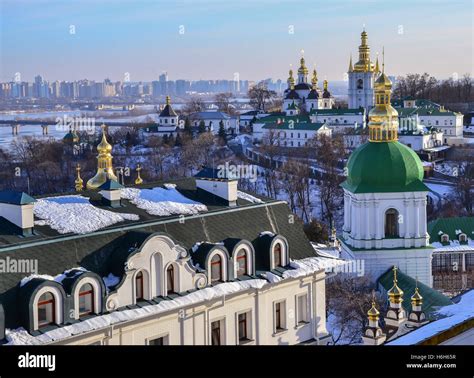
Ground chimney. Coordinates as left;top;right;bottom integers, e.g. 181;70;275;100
98;179;124;208
0;190;36;236
194;166;238;207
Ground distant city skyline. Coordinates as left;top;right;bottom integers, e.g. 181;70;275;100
1;0;473;82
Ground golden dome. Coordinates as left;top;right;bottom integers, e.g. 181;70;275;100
367;301;380;321
86;124;118;190
388;266;404;304
411;287;423;305
353;29;374;73
375;72;392;87
311;69;318;89
298;57;309;75
97;125;113;154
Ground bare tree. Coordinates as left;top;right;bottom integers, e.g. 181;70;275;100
214;92;235;115
182;96;205;115
248;82;277;112
326;275;384;345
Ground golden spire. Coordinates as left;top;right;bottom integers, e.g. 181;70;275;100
353;29;373;72
367;292;380;321
411;278;423;307
368;50;399;142
323;79;328;91
86;124;118;190
165;95;171;106
388;266;404;304
135;164;143;185
348;54;353;73
75;164;83;192
311;69;318;90
375;53;380;73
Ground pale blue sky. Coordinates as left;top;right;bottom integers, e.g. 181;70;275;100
0;0;472;82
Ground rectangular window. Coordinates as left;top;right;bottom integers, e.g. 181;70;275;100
297;295;308;324
274;301;286;332
238;313;249;342
79;292;93;316
211;320;222;346
148;335;169;345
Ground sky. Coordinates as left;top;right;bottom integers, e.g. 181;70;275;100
0;0;473;82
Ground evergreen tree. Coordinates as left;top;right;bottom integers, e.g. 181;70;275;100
168;134;175;146
198;120;206;134
184;117;193;137
175;132;182;147
218;120;227;143
162;133;169;145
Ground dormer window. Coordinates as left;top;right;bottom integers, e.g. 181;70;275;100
441;234;449;243
459;233;467;243
166;265;175;295
236;249;248;277
136;271;144;301
78;283;94;317
273;243;282;268
37;292;55;328
211;254;223;283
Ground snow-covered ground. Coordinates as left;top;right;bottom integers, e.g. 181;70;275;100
34;195;139;234
425;182;453;198
120;185;207;216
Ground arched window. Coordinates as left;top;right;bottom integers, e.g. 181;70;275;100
37;292;55;328
211;254;223;283
136;271;144;301
78;283;94;317
459;234;467;243
273;243;282;268
236;249;248;277
357;79;363;90
385;209;399;238
166;265;175;295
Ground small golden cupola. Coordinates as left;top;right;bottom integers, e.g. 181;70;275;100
297;50;309;84
388;265;404;304
311;69;318;90
86;124;118;190
408;279;428;327
75;164;83;192
362;293;386;345
367;300;380;321
368;50;399;142
287;68;295;89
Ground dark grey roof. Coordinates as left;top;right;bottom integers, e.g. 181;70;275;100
307;89;319;99
98;179;124;191
323;90;331;99
285;90;300;100
159;104;177;117
294;83;311;91
0;177;316;329
189;111;230;120
0;191;35;205
194;167;238;181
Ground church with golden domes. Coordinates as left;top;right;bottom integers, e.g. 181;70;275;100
281;53;335;115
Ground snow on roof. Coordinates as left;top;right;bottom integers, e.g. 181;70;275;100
259;231;275;237
387;290;474;345
20;267;87;287
5;256;339;345
34;196;139;234
102;273;120;290
121;185;207;216
237;191;263;204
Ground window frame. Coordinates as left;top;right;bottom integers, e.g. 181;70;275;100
136;271;144;301
37;292;55;328
273;300;287;334
296;294;309;326
210;254;223;283
78;283;94;318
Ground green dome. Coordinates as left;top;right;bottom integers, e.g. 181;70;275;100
341;141;428;193
63;130;79;144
